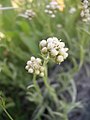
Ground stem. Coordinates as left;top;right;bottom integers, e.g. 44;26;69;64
70;79;77;102
1;106;14;120
64;115;68;120
43;58;51;89
43;57;58;102
33;74;42;99
0;7;18;10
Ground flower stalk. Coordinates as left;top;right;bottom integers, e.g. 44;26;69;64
0;97;14;120
33;74;42;100
43;56;58;102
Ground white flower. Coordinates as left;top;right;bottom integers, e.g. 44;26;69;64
36;58;42;64
59;42;65;48
53;37;59;42
40;72;44;77
50;49;58;57
31;56;35;61
41;47;48;54
51;14;55;18
47;42;54;50
27;60;32;65
81;11;84;17
59;48;66;54
25;65;29;70
40;67;44;72
48;10;53;14
63;53;68;59
69;7;76;14
56;55;64;63
47;38;53;43
35;70;40;75
28;68;33;73
39;40;47;48
0;32;5;40
65;48;68;51
46;5;50;8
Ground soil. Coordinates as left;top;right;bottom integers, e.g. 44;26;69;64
69;63;90;120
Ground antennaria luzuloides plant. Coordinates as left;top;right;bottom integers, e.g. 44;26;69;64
25;37;81;120
0;0;90;120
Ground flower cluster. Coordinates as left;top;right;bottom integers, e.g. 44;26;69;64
39;37;68;64
25;56;44;77
45;1;59;18
24;9;36;20
45;0;65;18
20;9;36;20
81;0;90;22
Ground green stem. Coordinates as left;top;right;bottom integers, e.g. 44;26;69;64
43;57;58;102
43;58;51;89
33;74;42;99
64;115;68;120
1;105;14;120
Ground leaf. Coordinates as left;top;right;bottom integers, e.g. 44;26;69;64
32;104;45;120
20;33;39;56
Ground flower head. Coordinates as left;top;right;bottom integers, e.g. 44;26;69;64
19;9;36;20
81;0;90;22
25;56;44;77
39;37;68;64
25;9;36;20
45;0;65;18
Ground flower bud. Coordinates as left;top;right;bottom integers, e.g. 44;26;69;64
0;32;5;40
56;55;64;63
40;72;44;77
25;65;29;70
65;48;68;52
41;47;48;54
50;49;58;56
39;40;47;48
53;37;58;42
59;48;65;54
40;67;44;72
31;56;35;61
47;38;53;43
63;53;68;59
47;43;54;50
28;68;33;73
35;70;40;75
51;14;55;18
36;58;42;64
59;42;65;48
27;60;32;65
